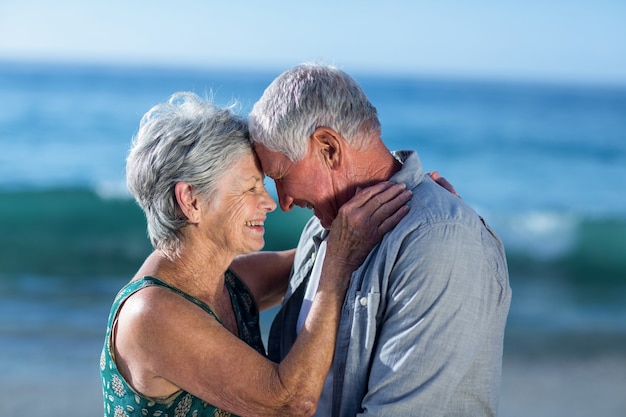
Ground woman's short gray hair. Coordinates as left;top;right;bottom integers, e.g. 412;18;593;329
248;63;381;161
126;92;252;257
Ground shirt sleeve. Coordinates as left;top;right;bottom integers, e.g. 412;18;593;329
358;221;508;417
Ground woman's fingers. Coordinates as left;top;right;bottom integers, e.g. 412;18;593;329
349;182;411;231
364;183;411;229
351;181;405;207
428;171;459;197
326;182;411;271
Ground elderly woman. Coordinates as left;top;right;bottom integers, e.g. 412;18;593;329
100;92;411;417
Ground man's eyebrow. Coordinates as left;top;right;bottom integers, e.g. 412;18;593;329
266;166;287;181
261;170;277;180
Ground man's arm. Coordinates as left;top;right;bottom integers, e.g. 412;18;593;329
359;223;508;416
231;249;295;311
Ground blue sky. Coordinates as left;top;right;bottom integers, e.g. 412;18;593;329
1;0;625;85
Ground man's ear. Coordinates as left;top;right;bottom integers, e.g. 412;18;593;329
174;182;200;223
311;127;343;170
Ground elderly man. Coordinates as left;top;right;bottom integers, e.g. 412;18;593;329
248;63;511;417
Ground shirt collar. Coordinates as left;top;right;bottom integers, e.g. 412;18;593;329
390;150;425;189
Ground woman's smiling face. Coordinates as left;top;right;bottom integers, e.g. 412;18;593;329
200;152;277;256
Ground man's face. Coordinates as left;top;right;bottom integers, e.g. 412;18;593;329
254;142;342;229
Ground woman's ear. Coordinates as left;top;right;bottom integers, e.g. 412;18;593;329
174;182;200;223
311;127;343;170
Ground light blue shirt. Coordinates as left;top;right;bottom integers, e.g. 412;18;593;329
268;150;512;417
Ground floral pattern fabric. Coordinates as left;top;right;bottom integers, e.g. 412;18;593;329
101;272;265;417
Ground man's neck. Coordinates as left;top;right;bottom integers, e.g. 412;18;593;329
351;144;402;186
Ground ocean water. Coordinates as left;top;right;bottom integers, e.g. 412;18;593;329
1;61;625;415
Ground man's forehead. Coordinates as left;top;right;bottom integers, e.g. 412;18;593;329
253;143;283;174
253;142;272;156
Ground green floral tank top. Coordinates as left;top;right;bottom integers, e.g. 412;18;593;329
100;271;265;417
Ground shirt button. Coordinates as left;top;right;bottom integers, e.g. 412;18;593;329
359;297;368;307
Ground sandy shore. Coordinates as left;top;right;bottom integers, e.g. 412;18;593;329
1;361;102;416
2;351;625;416
500;354;626;417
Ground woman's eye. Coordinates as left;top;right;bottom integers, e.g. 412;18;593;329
250;183;265;193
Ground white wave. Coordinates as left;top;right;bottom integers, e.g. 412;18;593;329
94;180;131;200
486;210;580;259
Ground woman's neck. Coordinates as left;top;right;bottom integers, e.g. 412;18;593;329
137;245;231;303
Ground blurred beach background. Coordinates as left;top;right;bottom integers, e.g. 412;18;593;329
1;1;625;416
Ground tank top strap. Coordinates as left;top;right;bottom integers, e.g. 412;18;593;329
140;276;223;324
